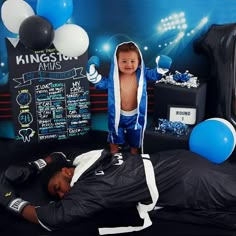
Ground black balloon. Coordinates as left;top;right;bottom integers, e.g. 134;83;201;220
194;23;236;127
19;15;54;51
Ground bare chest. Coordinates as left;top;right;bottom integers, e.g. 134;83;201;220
120;75;138;92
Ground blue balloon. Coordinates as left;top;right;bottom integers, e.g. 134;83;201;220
36;0;73;29
0;73;8;86
189;119;235;164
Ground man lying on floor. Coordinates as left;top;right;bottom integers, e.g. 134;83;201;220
1;148;236;235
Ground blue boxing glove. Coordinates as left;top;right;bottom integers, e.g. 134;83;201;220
156;55;172;74
86;56;102;84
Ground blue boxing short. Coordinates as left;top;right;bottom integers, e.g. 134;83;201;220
107;109;142;148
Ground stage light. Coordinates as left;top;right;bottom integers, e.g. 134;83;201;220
201;17;209;25
102;43;111;52
175;32;185;41
186;17;208;36
158;12;187;33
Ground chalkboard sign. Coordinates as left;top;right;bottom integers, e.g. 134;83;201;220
6;38;90;143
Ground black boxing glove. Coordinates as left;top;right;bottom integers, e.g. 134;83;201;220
0;173;29;215
5;152;69;185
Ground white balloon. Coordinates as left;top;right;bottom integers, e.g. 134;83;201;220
207;117;236;148
53;24;89;57
1;0;35;34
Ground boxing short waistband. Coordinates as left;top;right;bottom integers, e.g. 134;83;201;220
120;108;137;116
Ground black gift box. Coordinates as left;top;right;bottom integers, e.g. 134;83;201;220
153;82;207;125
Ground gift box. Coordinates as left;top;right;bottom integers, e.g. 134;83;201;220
153;82;207;125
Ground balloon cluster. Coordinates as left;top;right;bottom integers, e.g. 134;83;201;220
1;0;89;57
189;118;236;164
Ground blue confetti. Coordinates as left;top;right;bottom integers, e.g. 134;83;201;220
173;71;190;82
155;118;190;136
